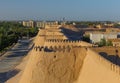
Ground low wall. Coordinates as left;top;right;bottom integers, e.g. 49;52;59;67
88;48;120;75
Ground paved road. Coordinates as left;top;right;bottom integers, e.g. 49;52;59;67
0;39;31;83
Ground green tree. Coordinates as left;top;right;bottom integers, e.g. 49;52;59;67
82;35;90;42
0;21;38;51
98;38;106;47
106;40;113;46
98;38;113;47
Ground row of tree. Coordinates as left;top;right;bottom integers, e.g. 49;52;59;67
98;38;113;47
0;21;38;51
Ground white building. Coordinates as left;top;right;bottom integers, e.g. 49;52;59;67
90;32;117;43
36;21;58;28
23;20;34;28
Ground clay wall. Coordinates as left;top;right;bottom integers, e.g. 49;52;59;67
88;48;120;75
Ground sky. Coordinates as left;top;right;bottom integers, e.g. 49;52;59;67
0;0;120;21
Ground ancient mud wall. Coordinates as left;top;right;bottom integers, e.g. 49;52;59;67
45;35;67;40
19;47;87;83
88;48;120;75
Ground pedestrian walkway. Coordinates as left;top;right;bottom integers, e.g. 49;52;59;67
0;39;31;83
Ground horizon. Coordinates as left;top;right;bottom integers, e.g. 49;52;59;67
0;0;120;21
0;19;115;22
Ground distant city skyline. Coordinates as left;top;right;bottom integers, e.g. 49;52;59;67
0;0;120;21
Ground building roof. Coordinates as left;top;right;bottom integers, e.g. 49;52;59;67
90;32;118;35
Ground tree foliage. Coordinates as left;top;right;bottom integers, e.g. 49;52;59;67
0;22;38;51
82;35;90;42
98;38;113;47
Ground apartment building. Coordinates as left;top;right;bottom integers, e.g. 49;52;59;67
36;21;58;28
90;32;117;43
23;20;34;28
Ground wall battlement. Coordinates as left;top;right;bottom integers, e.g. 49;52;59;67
39;35;64;37
45;39;81;43
44;40;93;47
33;45;72;53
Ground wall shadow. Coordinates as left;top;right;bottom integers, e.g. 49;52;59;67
60;27;83;40
0;69;20;83
99;52;120;66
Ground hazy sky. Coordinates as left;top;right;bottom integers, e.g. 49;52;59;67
0;0;120;21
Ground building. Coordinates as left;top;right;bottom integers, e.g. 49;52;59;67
90;32;117;43
36;21;58;28
108;38;120;47
104;23;114;27
23;20;34;28
36;21;45;28
22;20;59;28
95;24;102;29
106;28;120;33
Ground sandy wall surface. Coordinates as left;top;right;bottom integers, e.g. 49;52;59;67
75;49;120;83
19;48;87;83
7;47;120;83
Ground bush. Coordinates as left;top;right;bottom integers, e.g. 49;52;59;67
98;38;113;47
82;35;90;42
